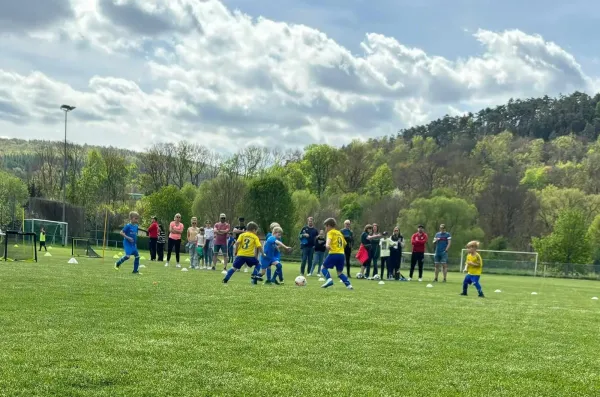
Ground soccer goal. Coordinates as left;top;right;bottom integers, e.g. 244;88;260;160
3;231;38;262
72;238;102;258
24;219;68;246
460;249;539;277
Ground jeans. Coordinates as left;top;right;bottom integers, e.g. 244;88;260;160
149;238;158;260
301;247;315;275
187;242;199;268
204;240;213;267
310;250;325;274
381;257;392;278
371;245;381;276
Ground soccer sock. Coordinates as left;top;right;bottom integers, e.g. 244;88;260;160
322;268;331;280
339;273;350;287
266;267;272;281
272;263;282;281
133;256;140;272
251;266;260;278
224;268;236;281
116;256;129;266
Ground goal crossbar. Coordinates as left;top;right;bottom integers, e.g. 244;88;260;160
460;249;539;276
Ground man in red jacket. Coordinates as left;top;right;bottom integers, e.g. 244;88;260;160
410;225;428;281
147;216;159;261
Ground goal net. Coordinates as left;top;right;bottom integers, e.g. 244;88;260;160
72;238;102;258
3;231;37;262
24;219;68;246
460;249;539;276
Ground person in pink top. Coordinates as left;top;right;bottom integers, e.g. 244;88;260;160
165;213;184;268
213;213;231;272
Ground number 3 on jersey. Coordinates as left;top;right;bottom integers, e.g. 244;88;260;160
242;238;251;249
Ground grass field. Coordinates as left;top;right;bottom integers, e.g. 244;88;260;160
1;247;599;396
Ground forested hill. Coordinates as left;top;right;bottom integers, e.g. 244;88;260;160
2;91;600;267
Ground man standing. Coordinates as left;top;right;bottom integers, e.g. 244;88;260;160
299;217;318;276
409;225;428;282
341;220;353;277
213;213;231;272
147;216;159;261
433;224;451;282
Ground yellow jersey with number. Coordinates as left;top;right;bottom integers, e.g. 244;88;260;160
236;232;261;257
327;229;346;254
466;253;483;275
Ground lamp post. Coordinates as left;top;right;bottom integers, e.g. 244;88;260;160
60;105;76;224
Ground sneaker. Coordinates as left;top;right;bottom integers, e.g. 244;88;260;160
211;267;216;271
407;278;412;281
308;273;313;277
222;279;228;284
460;292;467;296
271;279;280;285
433;279;438;282
321;278;334;288
346;285;354;290
478;293;485;298
176;264;181;268
164;262;169;267
264;280;272;285
279;280;285;285
418;278;423;282
252;274;264;282
132;271;141;275
114;263;120;270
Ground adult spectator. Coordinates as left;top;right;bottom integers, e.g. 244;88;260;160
359;224;373;277
157;224;166;262
147;216;159;261
341;220;353;277
204;221;214;269
213;213;231;272
390;226;404;280
433;224;451;282
409;225;428;282
165;213;184;268
370;223;382;278
299;217;319;276
310;229;326;276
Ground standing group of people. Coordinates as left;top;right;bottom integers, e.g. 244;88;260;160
146;214;247;271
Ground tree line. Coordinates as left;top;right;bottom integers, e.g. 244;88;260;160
2;91;600;271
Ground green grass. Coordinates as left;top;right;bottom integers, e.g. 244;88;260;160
1;247;599;396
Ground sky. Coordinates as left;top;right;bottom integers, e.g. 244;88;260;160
0;0;599;152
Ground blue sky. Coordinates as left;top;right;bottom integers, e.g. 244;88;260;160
0;0;598;150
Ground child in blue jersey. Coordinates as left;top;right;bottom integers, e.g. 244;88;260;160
223;222;263;284
263;222;283;283
227;232;235;264
115;211;141;274
321;218;353;289
260;226;292;285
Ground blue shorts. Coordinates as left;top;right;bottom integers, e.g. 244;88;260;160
260;256;277;269
233;256;259;269
124;244;139;257
213;244;227;254
464;274;481;284
323;253;345;272
434;252;448;264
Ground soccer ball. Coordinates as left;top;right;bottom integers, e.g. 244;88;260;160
295;276;307;286
373;274;381;280
356;273;364;279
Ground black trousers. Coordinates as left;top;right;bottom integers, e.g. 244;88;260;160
390;251;401;278
149;238;158;260
344;245;352;275
157;242;165;262
39;241;47;251
167;238;181;263
410;252;424;279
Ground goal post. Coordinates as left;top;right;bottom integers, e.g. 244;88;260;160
72;238;102;258
24;219;68;246
460;249;539;277
3;231;38;262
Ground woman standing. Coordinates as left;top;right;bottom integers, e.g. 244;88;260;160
165;213;184;268
370;223;382;279
341;220;353;277
360;225;373;278
389;227;404;280
157;224;166;262
187;217;200;269
204;221;214;270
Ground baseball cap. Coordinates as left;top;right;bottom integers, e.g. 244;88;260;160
220;213;226;218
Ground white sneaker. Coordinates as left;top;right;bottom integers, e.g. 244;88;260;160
176;264;181;268
164;262;169;267
418;278;423;282
346;285;354;290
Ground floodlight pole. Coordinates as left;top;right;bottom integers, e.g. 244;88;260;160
60;105;76;224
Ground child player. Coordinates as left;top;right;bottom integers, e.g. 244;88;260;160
320;218;353;290
264;222;283;283
115;211;141;274
461;240;485;298
260;226;292;285
223;222;263;284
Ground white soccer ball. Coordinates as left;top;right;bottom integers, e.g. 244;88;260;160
356;273;363;279
295;276;307;286
373;274;381;280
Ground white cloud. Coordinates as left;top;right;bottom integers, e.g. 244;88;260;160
0;0;597;151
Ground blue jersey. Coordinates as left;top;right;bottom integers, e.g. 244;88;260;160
263;235;280;261
434;232;451;254
227;236;236;248
122;223;138;249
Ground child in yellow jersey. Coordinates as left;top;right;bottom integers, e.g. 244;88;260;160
223;222;263;284
461;240;485;298
320;218;353;290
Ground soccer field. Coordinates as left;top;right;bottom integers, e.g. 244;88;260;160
1;248;599;396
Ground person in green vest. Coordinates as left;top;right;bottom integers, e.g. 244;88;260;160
39;227;47;251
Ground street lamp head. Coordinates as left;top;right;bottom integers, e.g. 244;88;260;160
60;105;76;112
